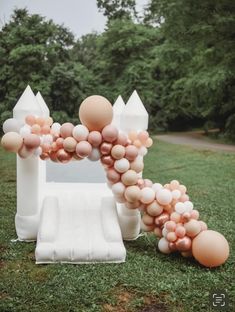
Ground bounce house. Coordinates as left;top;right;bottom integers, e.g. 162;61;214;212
1;86;229;267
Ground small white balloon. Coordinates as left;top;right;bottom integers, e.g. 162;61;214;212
172;189;181;200
112;182;126;196
158;237;171;254
152;183;163;193
51;122;61;133
175;202;186;214
138;146;148;156
73;125;89;141
19;125;31;138
184;201;194;212
114;158;130;173
33;146;42;156
162;227;169;238
3;118;21;133
43;134;53;144
156;189;173;205
88;148;100;161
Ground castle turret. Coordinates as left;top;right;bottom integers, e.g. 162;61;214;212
36;92;50;118
111;95;125;130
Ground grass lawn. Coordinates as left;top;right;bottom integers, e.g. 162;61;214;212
0;140;234;312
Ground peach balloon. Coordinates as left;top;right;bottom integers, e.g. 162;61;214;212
170;212;181;223
45;117;53;126
138;131;149;143
31;124;41;135
141;221;155;232
79;95;113;131
128;130;138;142
106;169;120;183
154;227;162;237
63;137;77;152
130;157;144;173
124;185;141;203
192;230;229;267
111;145;126;160
56;138;64;148
100;142;113;155
142;214;154;226
88;131;102;147
102;125;118;143
184;220;201;238
156;189;173;206
60;123;74;138
140;187;155;204
133;139;142;148
170;180;180;190
57;149;72;163
144;137;153;148
167;232;177;242
125;145;138;161
115;133;128;146
41;143;51;153
198;221;208;231
146;200;163;217
191;210;200;220
36;117;45;127
165;221;176;232
41;125;50;134
175;226;186;238
1;132;23;152
25;115;36;126
121;170;138;186
24;134;41;149
76;141;92;158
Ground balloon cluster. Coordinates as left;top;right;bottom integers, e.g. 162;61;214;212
1;95;229;267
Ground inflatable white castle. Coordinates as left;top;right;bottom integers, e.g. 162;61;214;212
1;86;229;268
12;86;148;264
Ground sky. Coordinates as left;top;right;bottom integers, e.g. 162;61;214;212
0;0;149;37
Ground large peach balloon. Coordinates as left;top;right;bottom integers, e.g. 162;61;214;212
192;230;229;267
1;132;23;152
79;95;113;131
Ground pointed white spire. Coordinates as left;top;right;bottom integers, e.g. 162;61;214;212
13;85;43;123
36;92;50;118
120;90;148;132
111;95;125;129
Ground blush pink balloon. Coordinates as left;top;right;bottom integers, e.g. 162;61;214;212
24;134;41;149
137;131;149;143
25;115;36;126
165;221;176;232
102;125;118;143
88;131;102;147
56;137;64;148
76;141;92;158
60;122;74;138
125;145;138;161
41;125;51;134
175;226;186;238
115;133;128;146
101;155;114;167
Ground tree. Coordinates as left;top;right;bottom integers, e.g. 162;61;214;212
97;0;137;20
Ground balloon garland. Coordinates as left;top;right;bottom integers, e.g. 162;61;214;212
1;95;229;268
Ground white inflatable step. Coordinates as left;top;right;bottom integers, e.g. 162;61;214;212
35;193;126;264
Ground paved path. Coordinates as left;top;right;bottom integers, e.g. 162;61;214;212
156;131;235;153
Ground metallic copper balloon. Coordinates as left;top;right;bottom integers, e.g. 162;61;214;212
56;149;72;163
101;155;114;167
155;213;170;227
49;151;59;162
169;242;177;252
100;142;113;155
176;236;192;251
40;152;49;160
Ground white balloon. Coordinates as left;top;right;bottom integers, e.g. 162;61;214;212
175;202;186;214
88;148;100;161
111;182;126;196
73;125;89;141
162;227;168;238
158;237;171;254
184;201;194;212
172;189;181;200
3;118;21;133
138;146;148;156
152;183;163;193
51;122;61;134
114;158;130;173
19;125;31;138
43;134;53;144
33;146;42;156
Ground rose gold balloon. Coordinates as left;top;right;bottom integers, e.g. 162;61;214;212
60;123;74;138
40;152;49;160
88;131;102;147
49;151;59;162
155;213;170;227
182;212;191;223
51;142;58;152
169;242;177;252
100;142;113;155
56;149;72;163
101;155;114;167
176;236;192;251
192;230;229;267
24;134;40;149
106;169;120;183
79;95;113;131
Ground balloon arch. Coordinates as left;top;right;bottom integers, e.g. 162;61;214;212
1;89;229;268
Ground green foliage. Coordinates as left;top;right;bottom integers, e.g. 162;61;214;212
97;0;137;20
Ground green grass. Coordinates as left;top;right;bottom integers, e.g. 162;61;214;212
0;141;234;312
